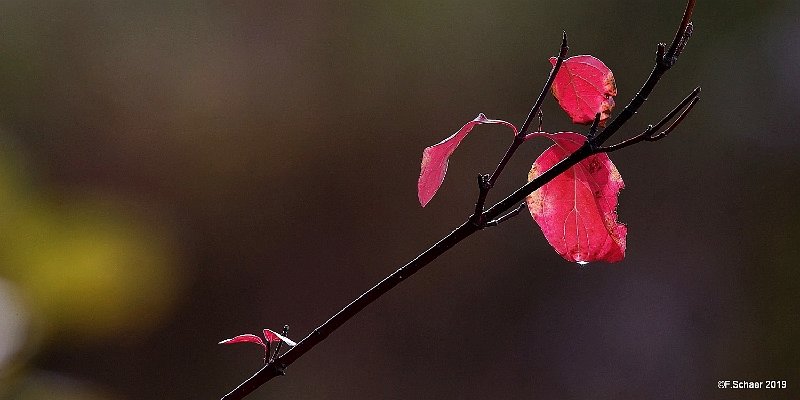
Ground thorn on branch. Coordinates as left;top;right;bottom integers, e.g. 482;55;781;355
656;43;666;64
478;174;491;191
537;110;544;132
271;362;287;376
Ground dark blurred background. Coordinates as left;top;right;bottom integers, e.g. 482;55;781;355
0;0;797;399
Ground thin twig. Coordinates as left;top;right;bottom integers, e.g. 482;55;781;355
486;202;527;227
518;32;570;138
599;87;700;153
665;0;696;65
651;93;699;140
591;1;694;148
470;32;569;225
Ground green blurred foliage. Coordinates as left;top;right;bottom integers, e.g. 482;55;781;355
0;136;182;398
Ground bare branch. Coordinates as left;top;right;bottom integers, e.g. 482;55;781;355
599;87;700;153
220;2;700;399
517;31;570;138
486;202;528;227
650;90;699;140
591;0;696;147
665;0;696;65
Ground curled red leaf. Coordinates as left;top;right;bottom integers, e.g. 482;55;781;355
263;328;297;347
550;55;617;126
525;133;626;263
219;334;268;360
418;114;517;207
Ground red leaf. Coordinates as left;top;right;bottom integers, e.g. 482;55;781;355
525;132;626;263
218;334;267;354
263;329;297;347
418;114;517;207
549;55;617;126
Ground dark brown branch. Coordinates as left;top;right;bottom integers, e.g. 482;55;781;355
221;220;481;400
599;87;700;153
472;174;491;220
651;90;699;140
666;0;696;64
471;32;569;225
518;31;570;138
220;2;698;399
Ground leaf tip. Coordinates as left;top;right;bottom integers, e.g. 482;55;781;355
417;147;443;207
418;194;431;207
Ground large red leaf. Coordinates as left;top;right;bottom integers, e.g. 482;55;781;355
418;114;517;207
525;132;626;263
549;55;617;126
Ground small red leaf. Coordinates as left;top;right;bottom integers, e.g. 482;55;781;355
550;55;617;126
418;114;517;207
263;329;297;347
525;132;626;263
218;334;267;357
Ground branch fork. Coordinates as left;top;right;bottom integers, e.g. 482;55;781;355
470;31;570;228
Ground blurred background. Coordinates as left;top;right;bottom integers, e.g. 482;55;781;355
0;0;797;399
